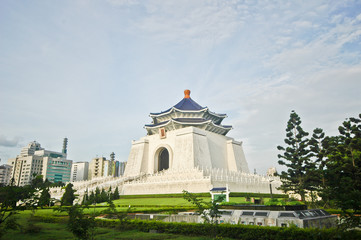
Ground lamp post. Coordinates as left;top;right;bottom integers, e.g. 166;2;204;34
269;180;274;199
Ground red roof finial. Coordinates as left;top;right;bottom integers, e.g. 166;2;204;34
184;89;191;98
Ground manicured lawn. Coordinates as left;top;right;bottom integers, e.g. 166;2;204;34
112;196;266;206
2;210;233;240
113;197;204;206
1;196;289;240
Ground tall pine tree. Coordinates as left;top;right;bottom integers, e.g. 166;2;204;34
100;188;108;203
323;114;361;228
277;111;311;201
38;187;51;207
108;186;113;201
113;186;120;200
95;187;101;203
61;183;76;206
308;128;326;203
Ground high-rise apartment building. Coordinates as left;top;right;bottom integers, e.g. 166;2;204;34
117;161;127;176
88;157;107;180
8;141;45;186
71;162;89;182
0;164;13;186
88;152;124;180
8;139;73;186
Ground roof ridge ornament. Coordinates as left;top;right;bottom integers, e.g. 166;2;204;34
184;89;191;98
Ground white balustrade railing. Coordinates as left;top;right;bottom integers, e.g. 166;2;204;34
49;166;283;199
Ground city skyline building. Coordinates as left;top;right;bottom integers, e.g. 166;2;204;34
71;161;89;182
7;139;73;186
88;157;105;180
88;153;124;180
0;164;12;186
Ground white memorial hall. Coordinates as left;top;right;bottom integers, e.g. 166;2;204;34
51;90;281;198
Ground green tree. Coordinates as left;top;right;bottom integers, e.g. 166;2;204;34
88;191;95;204
38;187;51;208
307;128;326;204
323;114;361;229
182;190;224;224
113;186;120;200
277;111;312;201
100;188;108;203
31;174;44;189
94;187;101;203
61;183;76;206
56;204;95;240
108;186;113;200
100;198;131;231
0;185;35;237
183;190;225;238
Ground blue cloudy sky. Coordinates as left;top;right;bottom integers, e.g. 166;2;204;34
1;0;360;174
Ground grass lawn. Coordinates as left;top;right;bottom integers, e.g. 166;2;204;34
111;196;269;206
110;196;276;207
27;196;280;217
2;210;233;240
112;197;204;206
0;196;287;240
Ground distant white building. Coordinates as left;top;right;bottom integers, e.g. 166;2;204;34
0;164;12;185
71;162;89;182
8;139;72;186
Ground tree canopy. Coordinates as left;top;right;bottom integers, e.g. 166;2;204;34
61;183;76;206
278;112;361;228
277;110;312;201
323;114;361;228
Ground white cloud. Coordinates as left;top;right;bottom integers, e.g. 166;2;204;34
132;1;244;47
0;135;22;147
107;0;139;6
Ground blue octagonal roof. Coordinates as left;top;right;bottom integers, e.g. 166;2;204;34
173;97;205;111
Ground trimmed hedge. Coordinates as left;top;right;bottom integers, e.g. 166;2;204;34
126;207;194;214
229;192;288;198
95;219;361;240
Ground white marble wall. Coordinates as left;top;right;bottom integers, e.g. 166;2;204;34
124;127;250;177
49;167;282;200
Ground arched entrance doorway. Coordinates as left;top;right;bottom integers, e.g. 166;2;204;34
158;148;169;171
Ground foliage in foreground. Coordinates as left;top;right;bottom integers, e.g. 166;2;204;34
95;218;361;240
182;190;224;224
55;204;96;240
0;185;36;238
278;112;361;228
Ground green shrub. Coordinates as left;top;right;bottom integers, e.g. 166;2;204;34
229;192;288;199
23;222;42;234
94;219;361;240
220;201;253;206
36;215;59;223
